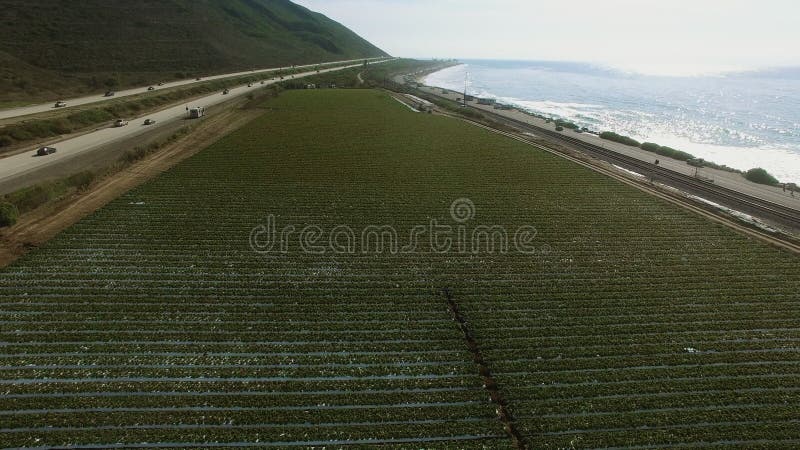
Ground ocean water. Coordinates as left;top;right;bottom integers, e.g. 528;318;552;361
424;60;800;183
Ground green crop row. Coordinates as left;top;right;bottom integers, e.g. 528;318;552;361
0;89;797;447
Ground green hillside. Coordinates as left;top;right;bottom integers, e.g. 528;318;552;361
0;0;387;103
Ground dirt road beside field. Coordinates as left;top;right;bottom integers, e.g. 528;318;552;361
0;102;264;268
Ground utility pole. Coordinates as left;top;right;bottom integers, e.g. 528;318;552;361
463;72;468;107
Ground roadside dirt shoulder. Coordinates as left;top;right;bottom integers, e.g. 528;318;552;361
0;103;264;268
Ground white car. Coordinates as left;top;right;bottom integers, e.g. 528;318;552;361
114;119;129;127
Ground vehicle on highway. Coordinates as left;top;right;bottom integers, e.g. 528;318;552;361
36;146;57;156
147;86;155;91
188;107;205;119
261;80;265;84
114;119;129;127
143;118;156;125
104;91;115;97
222;89;230;95
157;82;164;86
247;83;253;87
53;101;66;108
196;77;202;81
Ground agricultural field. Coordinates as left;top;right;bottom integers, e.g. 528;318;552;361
0;89;799;449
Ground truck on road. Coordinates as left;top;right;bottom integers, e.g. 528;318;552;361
188;107;205;119
114;119;129;127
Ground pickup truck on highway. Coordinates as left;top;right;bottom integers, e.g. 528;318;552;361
114;119;129;127
54;101;66;108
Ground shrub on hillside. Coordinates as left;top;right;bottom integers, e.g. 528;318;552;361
745;168;779;185
554;119;579;130
600;131;640;147
660;146;694;161
0;202;19;227
66;171;95;191
3;184;60;214
639;142;695;161
640;142;661;152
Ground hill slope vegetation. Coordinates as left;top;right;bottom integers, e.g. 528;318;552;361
0;0;387;102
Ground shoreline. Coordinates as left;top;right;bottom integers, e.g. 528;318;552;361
410;80;800;211
423;63;800;185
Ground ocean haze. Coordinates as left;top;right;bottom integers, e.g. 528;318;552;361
425;60;800;183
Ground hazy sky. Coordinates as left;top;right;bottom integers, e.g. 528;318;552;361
294;0;799;76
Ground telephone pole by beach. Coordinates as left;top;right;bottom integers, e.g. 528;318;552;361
463;72;468;107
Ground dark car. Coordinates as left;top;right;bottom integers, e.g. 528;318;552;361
36;146;57;156
222;89;229;95
104;91;115;97
147;86;155;91
143;118;156;125
157;82;164;86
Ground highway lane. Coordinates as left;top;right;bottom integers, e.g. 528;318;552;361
0;57;387;121
0;60;390;188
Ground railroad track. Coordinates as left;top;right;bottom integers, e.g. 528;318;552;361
453;103;800;229
434;111;800;254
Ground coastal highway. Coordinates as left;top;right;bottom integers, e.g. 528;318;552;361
0;57;386;121
0;60;389;190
